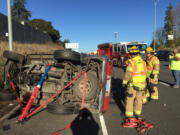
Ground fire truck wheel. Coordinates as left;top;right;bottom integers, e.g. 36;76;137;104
3;51;25;63
46;103;76;115
54;50;81;63
74;72;98;101
0;91;16;101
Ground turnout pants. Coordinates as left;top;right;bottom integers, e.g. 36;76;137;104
143;77;159;103
125;87;144;117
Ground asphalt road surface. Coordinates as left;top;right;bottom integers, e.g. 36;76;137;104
1;61;180;135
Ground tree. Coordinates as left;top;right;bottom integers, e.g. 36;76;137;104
63;39;70;44
156;28;166;48
150;40;158;49
163;3;175;47
29;19;61;43
173;2;180;41
151;28;166;49
12;0;31;22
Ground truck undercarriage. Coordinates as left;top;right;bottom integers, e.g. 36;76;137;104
1;50;105;115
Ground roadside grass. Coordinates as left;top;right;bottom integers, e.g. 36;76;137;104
0;41;63;88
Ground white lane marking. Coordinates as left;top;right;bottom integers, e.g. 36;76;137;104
159;81;170;86
99;115;108;135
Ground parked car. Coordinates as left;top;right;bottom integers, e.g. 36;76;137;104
156;50;172;61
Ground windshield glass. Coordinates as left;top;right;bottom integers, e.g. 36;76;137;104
127;44;147;52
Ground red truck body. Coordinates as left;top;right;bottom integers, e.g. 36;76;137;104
97;43;113;112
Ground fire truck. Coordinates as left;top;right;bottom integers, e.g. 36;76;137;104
97;41;148;67
97;43;120;66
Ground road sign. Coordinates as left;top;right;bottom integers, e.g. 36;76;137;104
65;43;79;49
168;35;174;40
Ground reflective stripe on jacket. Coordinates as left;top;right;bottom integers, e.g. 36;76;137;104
124;55;147;89
146;55;160;77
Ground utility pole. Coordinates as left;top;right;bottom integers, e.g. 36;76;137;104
152;0;160;51
114;32;118;43
7;0;13;51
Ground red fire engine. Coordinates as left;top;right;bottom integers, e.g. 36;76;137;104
97;43;120;66
97;42;147;67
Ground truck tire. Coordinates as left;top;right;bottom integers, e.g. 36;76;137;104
46;103;76;115
74;72;98;101
54;50;80;62
4;60;19;86
3;51;25;63
0;91;16;101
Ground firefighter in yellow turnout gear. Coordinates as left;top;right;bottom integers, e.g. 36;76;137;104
122;46;147;118
143;47;160;103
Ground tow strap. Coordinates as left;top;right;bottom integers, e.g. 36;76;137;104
52;72;87;135
122;117;153;133
19;64;51;122
18;68;86;122
7;73;22;105
8;63;88;133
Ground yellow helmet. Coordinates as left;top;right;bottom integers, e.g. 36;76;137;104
129;46;140;54
145;47;154;53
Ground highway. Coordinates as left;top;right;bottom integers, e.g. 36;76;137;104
1;61;180;135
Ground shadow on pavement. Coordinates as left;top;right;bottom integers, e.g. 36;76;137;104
71;108;99;135
111;78;126;114
159;80;173;86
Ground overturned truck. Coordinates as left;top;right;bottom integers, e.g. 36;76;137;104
0;49;110;116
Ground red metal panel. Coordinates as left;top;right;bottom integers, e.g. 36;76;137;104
103;96;110;112
103;61;113;112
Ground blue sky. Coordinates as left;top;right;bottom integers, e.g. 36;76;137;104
0;0;180;52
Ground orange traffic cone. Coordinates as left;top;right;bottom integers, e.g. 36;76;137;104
168;64;170;70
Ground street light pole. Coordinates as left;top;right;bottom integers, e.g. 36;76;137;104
152;0;159;51
7;0;13;51
114;32;118;43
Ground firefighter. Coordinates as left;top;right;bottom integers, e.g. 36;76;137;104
143;47;160;103
122;46;147;120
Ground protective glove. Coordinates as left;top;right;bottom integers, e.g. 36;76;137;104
122;84;127;88
150;74;155;79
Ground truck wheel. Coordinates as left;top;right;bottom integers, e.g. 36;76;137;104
46;103;76;115
74;72;98;101
0;91;16;101
3;51;25;63
4;60;19;86
54;50;80;62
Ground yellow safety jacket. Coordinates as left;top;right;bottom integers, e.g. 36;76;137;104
123;55;147;90
169;53;180;71
146;55;160;77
